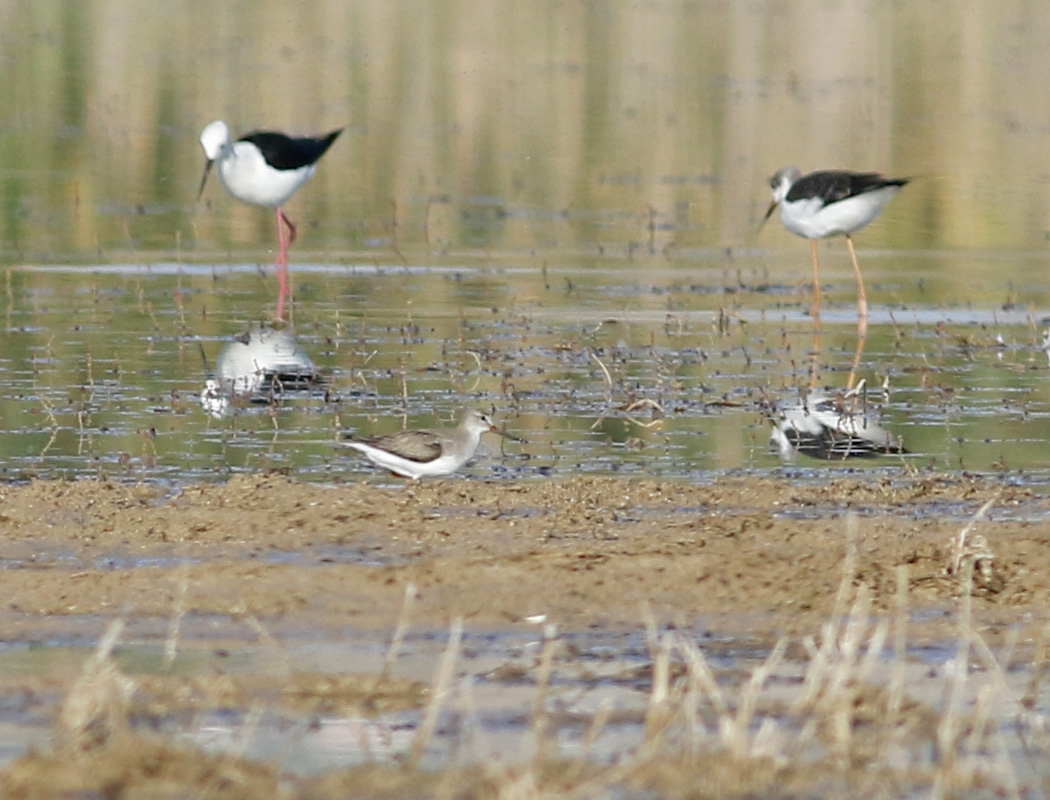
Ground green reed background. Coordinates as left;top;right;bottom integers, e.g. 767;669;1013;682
3;0;1050;262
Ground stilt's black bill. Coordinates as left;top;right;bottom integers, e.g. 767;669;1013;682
759;200;778;230
197;159;214;200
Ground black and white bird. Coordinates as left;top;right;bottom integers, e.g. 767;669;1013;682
762;166;909;318
344;410;516;480
768;381;906;462
198;120;343;321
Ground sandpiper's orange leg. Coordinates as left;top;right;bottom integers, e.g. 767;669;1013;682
275;209;298;322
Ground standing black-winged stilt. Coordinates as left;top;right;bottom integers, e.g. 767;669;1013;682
761;166;908;320
343;410;517;480
198;120;343;322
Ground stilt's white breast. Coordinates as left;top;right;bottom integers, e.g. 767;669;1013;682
779;186;902;240
216;143;317;209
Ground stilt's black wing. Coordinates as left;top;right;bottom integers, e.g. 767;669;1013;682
787;170;908;206
239;129;343;171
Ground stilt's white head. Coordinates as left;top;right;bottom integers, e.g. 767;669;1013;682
199;120;231;160
760;165;802;229
197;120;232;199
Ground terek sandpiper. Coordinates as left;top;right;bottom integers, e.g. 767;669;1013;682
344;410;514;479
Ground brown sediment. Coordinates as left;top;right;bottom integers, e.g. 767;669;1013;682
0;473;1048;798
0;474;1044;631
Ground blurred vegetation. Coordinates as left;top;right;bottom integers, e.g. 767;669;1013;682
2;1;1050;262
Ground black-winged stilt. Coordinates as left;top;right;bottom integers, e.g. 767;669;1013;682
198;120;343;321
761;166;908;320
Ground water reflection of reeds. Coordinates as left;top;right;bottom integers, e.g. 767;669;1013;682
6;1;1050;261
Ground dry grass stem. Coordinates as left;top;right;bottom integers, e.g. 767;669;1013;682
241;610;291;677
531;623;560;763
164;567;190;672
382;581;417;677
644;631;674;739
408;617;463;769
55;619;134;752
589;349;613;389
948;496;999;590
623;398;666;429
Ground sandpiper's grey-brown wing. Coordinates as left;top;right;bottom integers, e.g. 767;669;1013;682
353;430;446;463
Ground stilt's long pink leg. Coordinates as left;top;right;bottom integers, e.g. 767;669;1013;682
845;235;868;320
847;313;868;391
275;209;298;322
809;238;822;320
844;235;869;390
809;325;822;389
807;237;823;386
280;209;298;247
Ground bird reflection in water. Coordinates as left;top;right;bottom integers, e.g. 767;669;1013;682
768;380;907;462
199;327;324;419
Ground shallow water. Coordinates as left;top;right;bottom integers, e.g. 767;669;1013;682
2;252;1048;486
5;1;1050;486
0;619;1045;784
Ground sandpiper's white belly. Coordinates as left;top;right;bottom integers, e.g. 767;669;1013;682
780;186;901;240
346;443;470;480
217;142;316;208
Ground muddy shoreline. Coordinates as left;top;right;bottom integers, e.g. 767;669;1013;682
1;473;1048;798
0;474;1045;632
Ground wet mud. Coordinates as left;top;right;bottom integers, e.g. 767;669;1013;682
1;474;1048;797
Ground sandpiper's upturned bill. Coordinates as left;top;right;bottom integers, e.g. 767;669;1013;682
344;409;516;480
761;166;909;319
198;120;343;322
